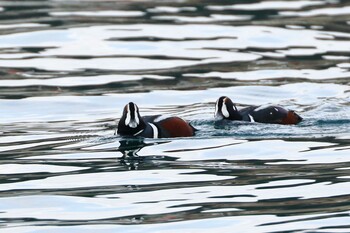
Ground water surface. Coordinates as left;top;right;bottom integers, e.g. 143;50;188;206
0;0;350;232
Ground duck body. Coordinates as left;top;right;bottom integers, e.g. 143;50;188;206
215;96;302;125
117;102;195;138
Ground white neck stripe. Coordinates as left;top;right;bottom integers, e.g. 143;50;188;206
148;123;158;139
248;114;255;122
133;129;144;136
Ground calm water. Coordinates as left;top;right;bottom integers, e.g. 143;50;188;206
0;0;350;232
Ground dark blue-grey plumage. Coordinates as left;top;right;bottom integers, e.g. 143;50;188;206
215;96;302;125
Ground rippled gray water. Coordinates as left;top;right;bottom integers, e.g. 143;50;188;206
0;0;350;232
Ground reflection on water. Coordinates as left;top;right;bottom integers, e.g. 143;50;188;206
0;0;350;232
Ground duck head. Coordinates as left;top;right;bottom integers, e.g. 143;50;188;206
117;102;146;136
215;96;242;121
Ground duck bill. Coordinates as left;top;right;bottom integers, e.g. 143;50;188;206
128;119;138;128
214;112;224;120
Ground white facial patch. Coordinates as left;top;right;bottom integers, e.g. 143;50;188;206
125;104;131;126
214;100;219;117
125;104;140;128
128;120;138;128
134;105;140;125
149;123;159;138
221;103;230;118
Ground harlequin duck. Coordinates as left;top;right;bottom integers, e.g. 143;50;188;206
215;96;302;125
117;102;196;138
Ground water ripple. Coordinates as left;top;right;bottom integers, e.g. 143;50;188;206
1;0;350;232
